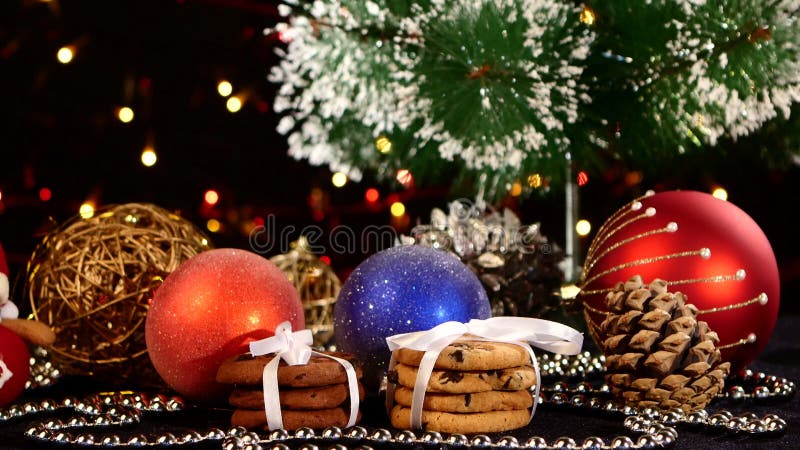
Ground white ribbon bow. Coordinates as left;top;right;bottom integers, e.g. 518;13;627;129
0;272;19;323
385;317;584;429
249;321;360;431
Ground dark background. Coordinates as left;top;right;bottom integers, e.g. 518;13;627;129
1;0;797;309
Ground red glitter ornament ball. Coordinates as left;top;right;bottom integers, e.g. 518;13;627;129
0;326;30;407
580;191;779;372
145;249;304;404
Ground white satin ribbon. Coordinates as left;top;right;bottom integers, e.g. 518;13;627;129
249;321;360;431
0;272;18;323
385;317;583;429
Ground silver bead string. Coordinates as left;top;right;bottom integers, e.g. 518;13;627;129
219;417;676;450
6;392;227;447
539;352;796;402
4;388;677;449
724;369;797;401
2;352;792;448
221;390;682;450
25;347;61;390
538;351;607;379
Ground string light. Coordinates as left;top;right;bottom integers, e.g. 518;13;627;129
712;187;728;201
217;80;233;97
560;283;581;299
527;173;542;188
390;201;406;217
509;181;523;197
577;171;589;186
365;188;380;203
204;189;220;206
117;107;134;123
0;190;3;202
39;187;52;202
141;147;157;167
57;46;74;64
580;6;596;26
331;172;348;188
277;30;292;44
375;135;392;154
624;171;643;187
79;202;95;219
576;219;592;237
206;219;221;233
396;169;413;187
226;96;243;113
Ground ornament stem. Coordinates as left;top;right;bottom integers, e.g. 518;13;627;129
565;153;579;281
476;174;487;211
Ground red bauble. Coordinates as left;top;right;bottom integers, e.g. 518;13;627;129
580;191;779;372
0;243;8;276
145;249;304;404
0;326;30;407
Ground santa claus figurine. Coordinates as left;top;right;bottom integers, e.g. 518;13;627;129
0;244;56;406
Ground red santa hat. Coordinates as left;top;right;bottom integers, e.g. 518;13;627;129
0;244;53;346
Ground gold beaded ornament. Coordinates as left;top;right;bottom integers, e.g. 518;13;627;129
25;203;211;385
269;237;341;347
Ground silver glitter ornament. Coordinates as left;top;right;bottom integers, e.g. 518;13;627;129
406;200;568;318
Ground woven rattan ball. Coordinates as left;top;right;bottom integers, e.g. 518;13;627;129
25;203;211;384
270;237;341;346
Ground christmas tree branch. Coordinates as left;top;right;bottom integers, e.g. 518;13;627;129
646;23;773;89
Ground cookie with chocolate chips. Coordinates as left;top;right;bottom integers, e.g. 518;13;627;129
390;363;537;393
228;382;365;410
394;339;531;370
393;386;533;413
390;404;531;434
216;351;363;431
232;407;361;430
215;351;362;387
388;336;538;434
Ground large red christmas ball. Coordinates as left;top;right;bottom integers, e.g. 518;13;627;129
580;190;779;371
145;249;304;404
0;326;30;407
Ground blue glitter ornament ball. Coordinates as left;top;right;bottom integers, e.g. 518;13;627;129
334;245;491;389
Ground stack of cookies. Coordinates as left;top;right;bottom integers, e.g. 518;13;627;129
389;340;536;434
216;351;364;430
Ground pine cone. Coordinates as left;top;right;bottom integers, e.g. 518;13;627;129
465;241;565;318
599;276;730;413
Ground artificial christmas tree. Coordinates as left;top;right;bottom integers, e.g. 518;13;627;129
270;0;800;197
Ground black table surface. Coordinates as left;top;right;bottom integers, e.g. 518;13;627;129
2;316;799;450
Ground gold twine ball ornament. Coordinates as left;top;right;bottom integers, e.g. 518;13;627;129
25;203;211;384
269;237;341;346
